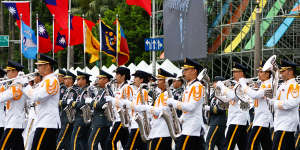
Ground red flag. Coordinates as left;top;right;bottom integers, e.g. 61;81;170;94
70;16;95;46
43;0;68;29
54;20;68;53
38;21;52;53
126;0;152;16
116;20;130;66
3;1;30;28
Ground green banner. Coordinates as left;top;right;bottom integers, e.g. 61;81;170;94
0;35;9;47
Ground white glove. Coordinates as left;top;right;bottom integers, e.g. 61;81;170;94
135;105;149;112
166;98;178;107
67;99;72;105
85;97;93;104
266;97;276;105
122;100;131;108
102;103;108;109
105;96;114;102
239;78;247;86
216;81;225;89
204;105;210;111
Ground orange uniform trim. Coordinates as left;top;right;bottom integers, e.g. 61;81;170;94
44;79;59;95
287;84;299;99
11;85;22;100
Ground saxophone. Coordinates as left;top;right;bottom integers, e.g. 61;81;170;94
134;83;150;143
104;79;116;122
118;86;131;127
160;78;182;140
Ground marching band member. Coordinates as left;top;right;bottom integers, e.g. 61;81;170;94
106;67;133;150
23;72;43;150
0;61;26;149
166;58;206;150
58;69;67;102
0;68;6;139
86;70;113;150
204;76;227;150
113;70;150;150
70;71;92;150
239;61;273;150
56;70;78;150
30;54;61;150
216;62;249;150
267;60;300;150
147;68;175;150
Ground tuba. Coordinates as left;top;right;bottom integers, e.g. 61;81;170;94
262;55;279;113
134;83;151;143
214;78;234;110
160;77;182;140
199;68;211;105
104;79;116;122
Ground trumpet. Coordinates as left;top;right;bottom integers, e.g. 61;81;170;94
0;71;38;86
104;79;116;122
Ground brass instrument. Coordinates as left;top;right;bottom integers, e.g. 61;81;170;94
234;77;260;111
0;71;38;86
118;86;131;128
296;76;300;84
104;79;116;122
199;68;211;105
214;78;233;110
80;85;97;124
262;55;279;113
160;78;181;140
63;87;77;123
134;83;150;143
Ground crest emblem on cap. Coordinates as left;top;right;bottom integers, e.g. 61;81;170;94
158;69;161;74
184;58;187;63
260;61;262;65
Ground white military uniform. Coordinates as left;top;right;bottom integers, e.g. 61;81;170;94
128;87;149;129
148;91;171;139
242;79;273;127
218;81;249;126
112;82;133;122
179;79;204;136
31;72;61;128
0;85;6;129
0;82;26;129
273;78;300;132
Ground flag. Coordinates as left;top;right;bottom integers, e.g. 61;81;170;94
21;21;37;59
38;21;52;53
100;20;117;60
43;0;68;29
116;19;130;66
84;22;100;63
54;20;68;53
70;16;95;46
3;1;30;28
126;0;152;16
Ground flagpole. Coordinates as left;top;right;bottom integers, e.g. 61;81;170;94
36;14;39;61
152;0;156;76
20;13;23;66
98;14;102;70
116;14;119;67
30;0;33;72
52;14;55;59
67;0;71;69
82;14;86;72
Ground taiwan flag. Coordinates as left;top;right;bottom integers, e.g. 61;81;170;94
3;1;30;28
37;21;52;53
70;15;95;46
43;0;68;29
54;20;68;53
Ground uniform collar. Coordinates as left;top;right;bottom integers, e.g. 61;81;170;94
187;78;198;87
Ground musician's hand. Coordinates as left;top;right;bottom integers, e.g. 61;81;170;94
216;81;224;89
85;97;93;104
102;103;108;109
264;88;273;98
105;96;114;102
239;78;247;86
67;99;72;105
166;98;178;107
204;105;210;111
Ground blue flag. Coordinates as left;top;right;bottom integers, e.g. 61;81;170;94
21;21;37;59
